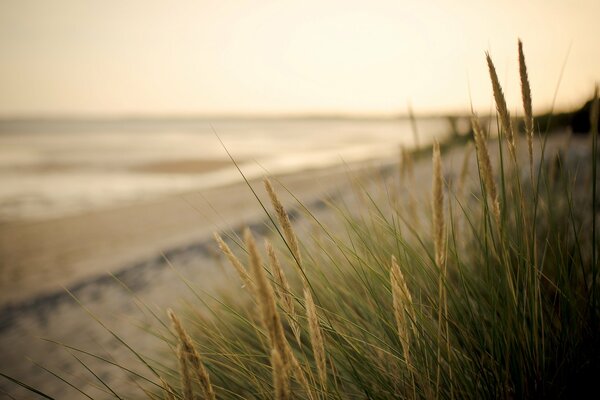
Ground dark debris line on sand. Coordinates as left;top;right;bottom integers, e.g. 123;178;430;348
0;196;334;333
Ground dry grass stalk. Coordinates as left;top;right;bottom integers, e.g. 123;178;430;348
432;142;448;397
247;230;315;399
245;229;290;367
432;141;445;269
472;116;501;227
400;146;414;181
266;239;302;345
305;288;327;388
455;141;474;244
214;233;254;291
264;178;302;267
457;141;474;201
390;256;414;365
265;240;295;315
592;85;599;135
486;52;516;155
272;348;290;400
518;39;534;178
176;344;194;400
400;147;419;228
408;101;420;150
591;85;599;189
399;146;406;180
168;310;216;400
375;347;402;395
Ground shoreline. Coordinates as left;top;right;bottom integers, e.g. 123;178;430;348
0;156;405;399
0;158;391;308
0;190;336;331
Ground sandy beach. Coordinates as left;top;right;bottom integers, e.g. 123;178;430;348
0;163;352;307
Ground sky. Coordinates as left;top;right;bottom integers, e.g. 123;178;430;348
0;0;598;117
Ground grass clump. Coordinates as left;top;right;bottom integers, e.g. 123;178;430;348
155;42;598;399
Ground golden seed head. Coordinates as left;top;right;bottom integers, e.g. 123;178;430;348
518;39;534;176
390;256;414;365
265;240;294;312
214;232;254;291
246;229;291;368
304;288;327;388
471;115;501;227
264;178;302;267
486;52;515;154
177;344;194;400
266;239;302;344
168;309;216;400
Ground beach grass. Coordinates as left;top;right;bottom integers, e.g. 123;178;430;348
3;41;599;399
148;42;599;399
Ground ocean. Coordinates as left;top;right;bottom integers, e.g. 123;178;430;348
0;117;455;221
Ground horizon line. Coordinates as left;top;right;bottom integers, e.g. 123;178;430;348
0;105;579;123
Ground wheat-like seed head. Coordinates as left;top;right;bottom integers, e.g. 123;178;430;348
245;229;290;368
304;288;327;388
266;239;302;344
471;116;501;228
168;309;195;358
214;232;254;291
432;141;445;269
518;39;534;177
486;52;516;155
194;360;215;399
168;309;216;400
391;256;416;327
264;178;302;267
272;348;290;400
390;256;413;365
176;344;194;400
265;240;294;313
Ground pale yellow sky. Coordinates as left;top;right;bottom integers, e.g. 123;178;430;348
0;0;598;116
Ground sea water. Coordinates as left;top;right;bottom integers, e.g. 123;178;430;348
0;117;454;221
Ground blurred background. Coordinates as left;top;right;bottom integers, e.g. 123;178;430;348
2;0;599;116
1;2;599;397
1;0;599;222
